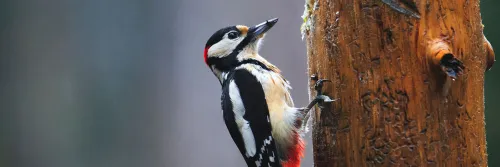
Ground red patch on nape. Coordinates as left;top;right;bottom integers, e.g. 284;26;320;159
281;132;305;167
204;47;210;65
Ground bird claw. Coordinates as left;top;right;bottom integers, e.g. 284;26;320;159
317;95;336;103
296;75;335;130
311;74;331;95
440;54;465;79
314;79;331;93
309;74;334;108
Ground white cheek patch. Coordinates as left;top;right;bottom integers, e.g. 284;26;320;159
208;37;244;58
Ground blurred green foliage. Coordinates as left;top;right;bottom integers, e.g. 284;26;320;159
482;0;500;166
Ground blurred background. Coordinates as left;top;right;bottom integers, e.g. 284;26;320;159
0;0;498;167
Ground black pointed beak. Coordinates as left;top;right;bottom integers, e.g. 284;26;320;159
248;18;278;40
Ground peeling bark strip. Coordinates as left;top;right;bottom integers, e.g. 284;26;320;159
303;0;494;166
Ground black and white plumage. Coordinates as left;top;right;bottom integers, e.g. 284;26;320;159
204;18;330;167
222;68;280;167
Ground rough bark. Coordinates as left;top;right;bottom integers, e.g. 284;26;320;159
302;0;494;166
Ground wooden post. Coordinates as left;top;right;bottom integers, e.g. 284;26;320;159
302;0;495;166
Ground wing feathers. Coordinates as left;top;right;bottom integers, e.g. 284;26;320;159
222;68;282;167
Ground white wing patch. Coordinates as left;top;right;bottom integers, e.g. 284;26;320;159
241;120;256;157
229;81;257;158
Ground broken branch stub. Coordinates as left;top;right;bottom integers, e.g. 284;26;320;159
484;36;495;71
427;39;465;79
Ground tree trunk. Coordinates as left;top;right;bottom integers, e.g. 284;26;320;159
302;0;495;166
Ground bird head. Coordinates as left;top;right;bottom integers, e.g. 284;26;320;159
203;18;278;80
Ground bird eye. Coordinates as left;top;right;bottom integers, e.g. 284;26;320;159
227;32;238;39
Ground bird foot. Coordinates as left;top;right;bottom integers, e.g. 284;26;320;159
299;74;334;115
296;74;335;130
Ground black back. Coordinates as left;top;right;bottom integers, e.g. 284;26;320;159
222;69;281;167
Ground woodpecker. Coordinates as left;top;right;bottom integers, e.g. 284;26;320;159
204;18;331;167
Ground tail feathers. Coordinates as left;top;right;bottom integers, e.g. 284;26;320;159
281;134;305;167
